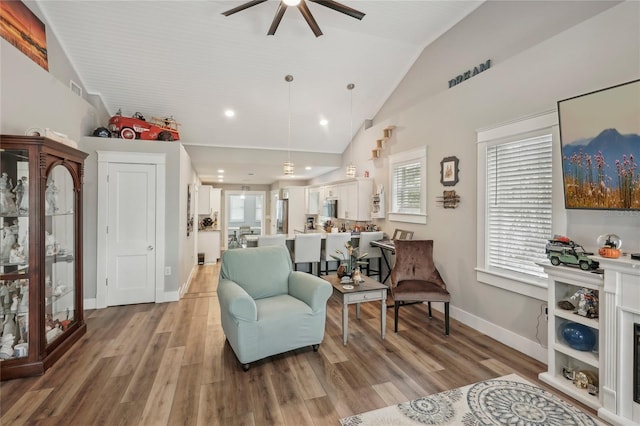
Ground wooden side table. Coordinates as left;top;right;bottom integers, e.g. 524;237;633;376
322;274;387;345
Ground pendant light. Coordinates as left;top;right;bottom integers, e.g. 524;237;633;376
346;83;356;178
283;74;295;176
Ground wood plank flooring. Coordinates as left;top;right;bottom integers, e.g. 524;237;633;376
1;263;600;425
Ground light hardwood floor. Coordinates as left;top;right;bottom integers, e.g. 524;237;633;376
1;263;599;425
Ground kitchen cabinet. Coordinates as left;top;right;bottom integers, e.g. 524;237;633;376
198;185;220;216
0;135;88;380
336;178;373;221
539;263;603;410
197;230;221;264
324;185;338;199
306;186;321;215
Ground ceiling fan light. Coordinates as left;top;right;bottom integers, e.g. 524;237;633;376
283;0;301;6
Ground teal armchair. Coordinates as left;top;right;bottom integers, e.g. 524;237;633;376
217;245;333;370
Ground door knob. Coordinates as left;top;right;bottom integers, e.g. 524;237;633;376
148;245;154;251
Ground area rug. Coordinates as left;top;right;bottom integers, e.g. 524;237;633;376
340;373;605;425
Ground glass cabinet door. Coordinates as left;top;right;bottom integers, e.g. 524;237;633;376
0;148;30;360
44;165;76;346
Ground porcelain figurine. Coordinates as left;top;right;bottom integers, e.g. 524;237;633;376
0;172;17;215
45;178;59;215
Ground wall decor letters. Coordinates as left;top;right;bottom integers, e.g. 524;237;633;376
448;60;491;88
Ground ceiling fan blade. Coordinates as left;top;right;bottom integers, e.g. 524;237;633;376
221;0;268;17
297;2;323;37
267;2;288;35
310;0;365;20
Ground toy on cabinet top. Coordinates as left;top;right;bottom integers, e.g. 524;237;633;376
545;235;599;270
107;110;180;141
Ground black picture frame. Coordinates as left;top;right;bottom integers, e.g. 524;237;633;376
440;156;459;186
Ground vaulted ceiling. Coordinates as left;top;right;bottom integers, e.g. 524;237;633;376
37;1;483;184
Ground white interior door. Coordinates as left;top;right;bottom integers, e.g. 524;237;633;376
106;163;156;306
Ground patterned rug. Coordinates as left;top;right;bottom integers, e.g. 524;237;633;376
340;374;605;425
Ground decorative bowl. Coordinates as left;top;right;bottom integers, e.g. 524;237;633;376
561;322;597;351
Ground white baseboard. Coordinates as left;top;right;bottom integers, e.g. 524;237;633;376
447;304;548;363
162;291;180;302
84;292;178;309
180;266;197;298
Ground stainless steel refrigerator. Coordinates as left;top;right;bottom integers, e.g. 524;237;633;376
276;198;288;234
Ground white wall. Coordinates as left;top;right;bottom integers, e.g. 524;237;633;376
78;136;184;301
0;1;109;138
179;145;199;296
313;1;639;361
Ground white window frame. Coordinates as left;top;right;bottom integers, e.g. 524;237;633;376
388;146;427;224
476;111;565;301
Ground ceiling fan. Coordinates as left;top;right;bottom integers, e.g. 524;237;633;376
221;0;365;37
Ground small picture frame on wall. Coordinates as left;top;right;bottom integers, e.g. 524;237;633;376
440;156;459;186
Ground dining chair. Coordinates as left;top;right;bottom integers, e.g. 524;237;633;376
292;233;322;276
257;234;286;247
390;239;450;335
358;231;384;279
392;229;414;240
322;232;352;275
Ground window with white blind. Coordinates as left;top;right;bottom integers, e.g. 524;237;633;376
255;196;263;222
388;146;427;224
476;110;560;300
486;135;553;278
229;195;245;221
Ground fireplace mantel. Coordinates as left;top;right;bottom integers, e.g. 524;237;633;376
596;255;640;426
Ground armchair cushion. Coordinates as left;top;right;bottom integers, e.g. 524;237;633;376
220;245;291;299
390;239;446;291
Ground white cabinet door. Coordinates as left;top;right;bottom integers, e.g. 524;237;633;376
198;185;213;215
306;187;320;215
338;182;357;220
336;179;372;221
211;188;221;216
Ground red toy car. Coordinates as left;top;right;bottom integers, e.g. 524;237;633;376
108;112;180;141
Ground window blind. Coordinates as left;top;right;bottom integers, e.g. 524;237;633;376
487;134;553;278
230;196;245;221
392;161;421;213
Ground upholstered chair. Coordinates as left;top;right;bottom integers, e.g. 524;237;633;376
257;234;286;247
390;239;450;335
217;245;332;370
321;232;352;275
358;231;383;278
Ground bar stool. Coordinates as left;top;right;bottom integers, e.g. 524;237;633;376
358;231;384;279
257;234;286;247
322;232;352;275
292;233;322;276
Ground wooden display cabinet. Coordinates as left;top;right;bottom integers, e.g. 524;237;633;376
0;135;88;380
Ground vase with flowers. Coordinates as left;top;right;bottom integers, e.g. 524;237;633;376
331;241;368;284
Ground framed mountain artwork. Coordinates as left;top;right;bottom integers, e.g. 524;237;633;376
558;79;640;210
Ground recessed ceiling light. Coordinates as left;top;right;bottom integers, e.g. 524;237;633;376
218;175;224;179
305;166;312;170
224;109;235;118
319;119;328;126
218;169;224;173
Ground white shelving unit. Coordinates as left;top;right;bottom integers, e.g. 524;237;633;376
539;263;604;410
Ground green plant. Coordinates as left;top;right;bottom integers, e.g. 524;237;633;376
330;241;368;275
